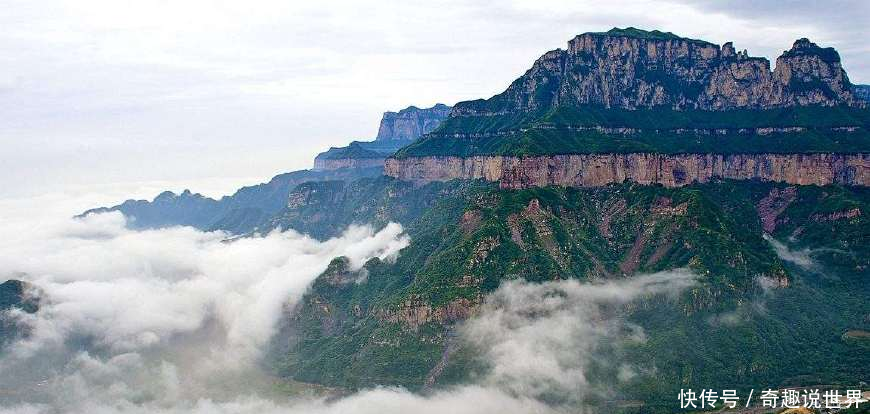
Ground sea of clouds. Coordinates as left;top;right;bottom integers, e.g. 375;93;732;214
0;192;698;414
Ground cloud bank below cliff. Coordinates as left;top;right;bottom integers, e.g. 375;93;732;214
0;212;410;409
0;203;698;413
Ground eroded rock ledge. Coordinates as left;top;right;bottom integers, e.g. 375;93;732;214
385;153;869;188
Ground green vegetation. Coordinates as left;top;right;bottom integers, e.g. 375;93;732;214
397;127;870;157
269;178;870;412
395;106;870;157
316;140;409;160
583;27;713;45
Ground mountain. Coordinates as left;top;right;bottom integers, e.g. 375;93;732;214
389;28;870;189
85;103;452;232
314;104;451;171
63;26;870;412
0;280;39;349
263;28;870;410
452;28;858;114
376;103;452;141
267;178;869;411
81;167;382;233
855;84;870;102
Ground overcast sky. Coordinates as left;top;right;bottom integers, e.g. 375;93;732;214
1;0;867;200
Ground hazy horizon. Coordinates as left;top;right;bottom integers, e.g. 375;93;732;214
2;0;869;201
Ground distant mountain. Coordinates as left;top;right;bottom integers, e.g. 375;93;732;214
313;140;407;170
81;167;382;234
313;103;451;171
376;103;451;141
855;84;870;102
85;103;452;232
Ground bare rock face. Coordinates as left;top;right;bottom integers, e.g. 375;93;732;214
376;104;452;141
376;295;481;331
770;38;855;107
756;187;798;233
385;153;870;188
452;28;859;115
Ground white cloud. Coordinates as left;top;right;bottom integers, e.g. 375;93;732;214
763;234;817;271
0;210;409;407
463;270;697;405
0;186;703;412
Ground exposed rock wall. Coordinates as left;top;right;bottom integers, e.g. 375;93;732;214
385;153;870;188
452;29;860;115
376;295;480;331
376;103;452;141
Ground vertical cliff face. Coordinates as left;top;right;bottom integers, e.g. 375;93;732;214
385;153;870;188
376;103;452;140
452;28;859;115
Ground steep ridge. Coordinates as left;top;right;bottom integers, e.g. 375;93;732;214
388;28;870;188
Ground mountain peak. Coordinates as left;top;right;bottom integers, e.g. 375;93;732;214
451;30;859;114
781;37;841;63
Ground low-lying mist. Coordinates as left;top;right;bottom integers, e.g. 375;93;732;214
0;209;699;414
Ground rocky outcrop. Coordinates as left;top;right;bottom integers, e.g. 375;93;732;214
452;28;860;115
376;104;452;141
756;187;797;233
385;153;870;188
376;295;480;330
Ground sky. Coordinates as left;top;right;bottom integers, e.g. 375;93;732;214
1;0;868;201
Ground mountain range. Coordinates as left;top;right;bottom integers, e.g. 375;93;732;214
3;27;869;412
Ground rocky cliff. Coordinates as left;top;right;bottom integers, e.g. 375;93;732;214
452;28;860;115
388;29;870;189
385;153;869;188
376;103;452;140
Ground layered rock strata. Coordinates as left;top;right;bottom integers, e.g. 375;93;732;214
385;153;869;188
